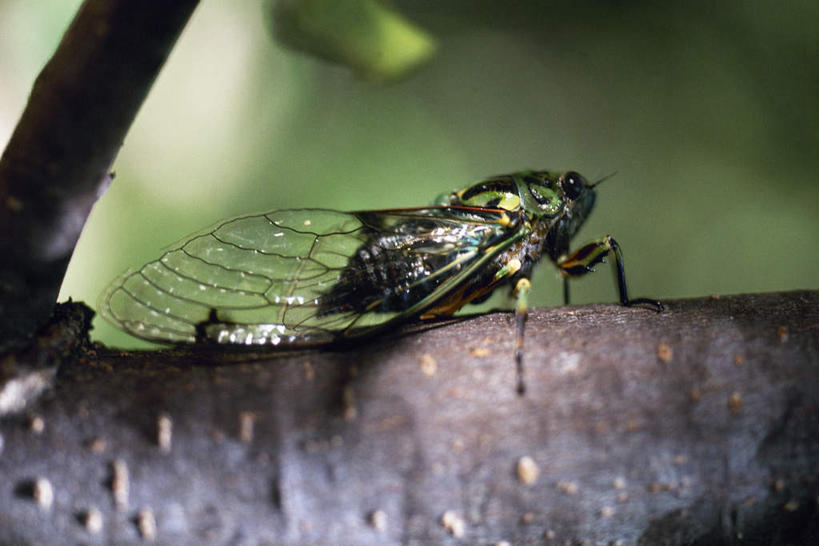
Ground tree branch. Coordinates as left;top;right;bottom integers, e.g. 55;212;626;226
0;0;199;348
1;291;817;543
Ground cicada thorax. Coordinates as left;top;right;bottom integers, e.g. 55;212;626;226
447;172;567;270
416;170;600;312
316;210;505;318
316;218;450;316
503;216;554;272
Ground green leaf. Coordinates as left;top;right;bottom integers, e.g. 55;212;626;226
270;0;437;81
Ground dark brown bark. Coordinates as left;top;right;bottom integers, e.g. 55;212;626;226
0;0;199;349
1;291;817;544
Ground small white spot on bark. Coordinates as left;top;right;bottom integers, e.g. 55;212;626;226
112;459;129;510
137;508;157;542
419;354;437;376
84;507;103;533
157;413;172;453
441;510;465;537
239;411;255;443
30;415;45;434
368;510;387;531
33;477;53;509
516;456;540;485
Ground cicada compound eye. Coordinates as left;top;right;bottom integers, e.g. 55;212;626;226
561;172;586;201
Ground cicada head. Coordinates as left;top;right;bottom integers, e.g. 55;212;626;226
556;171;596;237
517;170;596;237
516;170;595;220
446;170;597;240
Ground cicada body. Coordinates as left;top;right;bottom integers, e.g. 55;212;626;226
100;170;661;392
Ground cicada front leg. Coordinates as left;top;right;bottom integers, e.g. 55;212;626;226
558;236;663;312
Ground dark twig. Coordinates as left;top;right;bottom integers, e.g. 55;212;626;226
0;0;199;349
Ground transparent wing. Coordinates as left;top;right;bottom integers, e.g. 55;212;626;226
98;207;521;346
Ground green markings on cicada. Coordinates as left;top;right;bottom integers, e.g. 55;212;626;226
99;169;662;394
454;176;522;212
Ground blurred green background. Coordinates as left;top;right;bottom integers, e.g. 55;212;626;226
1;1;817;348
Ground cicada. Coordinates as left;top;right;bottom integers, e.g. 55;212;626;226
100;170;661;393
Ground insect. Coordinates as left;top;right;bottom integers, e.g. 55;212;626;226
100;170;662;393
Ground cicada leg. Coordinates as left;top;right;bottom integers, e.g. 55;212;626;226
558;236;663;311
490;258;530;395
513;277;531;396
194;308;221;343
563;277;571;306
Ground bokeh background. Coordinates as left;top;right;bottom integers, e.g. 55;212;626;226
1;1;817;348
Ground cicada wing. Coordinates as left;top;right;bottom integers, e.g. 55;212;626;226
100;209;364;344
99;206;522;345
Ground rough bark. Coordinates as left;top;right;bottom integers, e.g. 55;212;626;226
0;291;817;544
0;0;199;349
